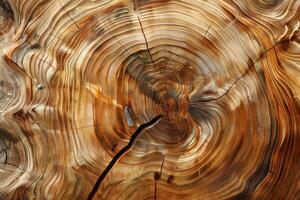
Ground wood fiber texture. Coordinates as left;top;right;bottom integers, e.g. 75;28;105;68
0;0;300;199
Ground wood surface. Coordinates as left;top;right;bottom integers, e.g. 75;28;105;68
0;0;300;199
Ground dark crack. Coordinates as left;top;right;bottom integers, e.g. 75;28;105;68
200;23;213;47
133;1;158;70
87;114;164;200
154;155;164;200
154;181;157;200
192;44;278;103
59;2;79;29
137;16;158;70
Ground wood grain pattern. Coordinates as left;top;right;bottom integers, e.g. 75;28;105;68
0;0;300;199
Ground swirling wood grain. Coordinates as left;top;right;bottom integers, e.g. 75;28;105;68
0;0;299;199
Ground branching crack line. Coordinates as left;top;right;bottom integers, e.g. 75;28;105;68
192;44;277;103
133;2;158;70
58;2;80;30
137;17;158;70
87;114;164;200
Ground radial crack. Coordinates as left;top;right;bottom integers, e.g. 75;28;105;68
133;1;158;70
200;23;213;47
58;2;80;29
193;44;277;103
87;114;164;200
137;17;158;70
154;155;165;200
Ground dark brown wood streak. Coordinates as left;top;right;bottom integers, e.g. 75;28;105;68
87;114;163;200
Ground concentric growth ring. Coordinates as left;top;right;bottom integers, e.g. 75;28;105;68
0;0;299;200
